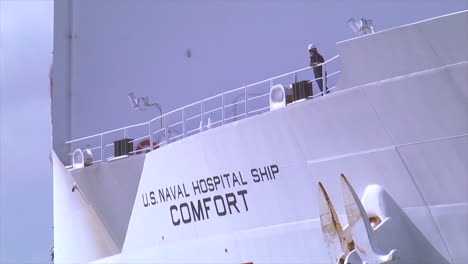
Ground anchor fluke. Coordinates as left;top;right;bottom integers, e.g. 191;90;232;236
317;182;353;264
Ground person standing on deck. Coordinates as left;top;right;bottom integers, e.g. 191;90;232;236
308;44;328;95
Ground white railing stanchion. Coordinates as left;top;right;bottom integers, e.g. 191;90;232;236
148;121;152;151
322;61;326;95
244;86;247;117
182;108;186;138
164;115;169;144
100;134;103;162
200;100;204;131
221;93;225;125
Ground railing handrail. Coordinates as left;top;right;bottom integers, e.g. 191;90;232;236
66;55;340;145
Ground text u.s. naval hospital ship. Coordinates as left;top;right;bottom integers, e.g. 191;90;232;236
53;11;467;264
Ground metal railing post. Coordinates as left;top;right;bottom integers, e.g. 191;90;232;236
164;115;169;144
100;134;103;162
221;93;225;125
182;108;186;138
322;62;326;95
148;121;152;151
244;86;247;117
200;100;204;131
293;72;297;83
124;128;127;139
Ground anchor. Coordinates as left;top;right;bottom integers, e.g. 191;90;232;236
318;174;450;264
318;174;399;264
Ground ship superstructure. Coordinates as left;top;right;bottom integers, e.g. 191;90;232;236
53;11;468;264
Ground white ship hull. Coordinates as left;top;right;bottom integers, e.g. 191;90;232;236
53;11;468;264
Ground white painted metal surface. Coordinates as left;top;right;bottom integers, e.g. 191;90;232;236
52;152;119;263
69;154;147;251
336;10;468;90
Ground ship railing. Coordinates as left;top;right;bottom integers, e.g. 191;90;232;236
65;55;340;168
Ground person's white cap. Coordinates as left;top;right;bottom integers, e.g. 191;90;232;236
308;44;316;50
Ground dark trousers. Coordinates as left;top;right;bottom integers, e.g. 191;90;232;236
314;71;328;95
